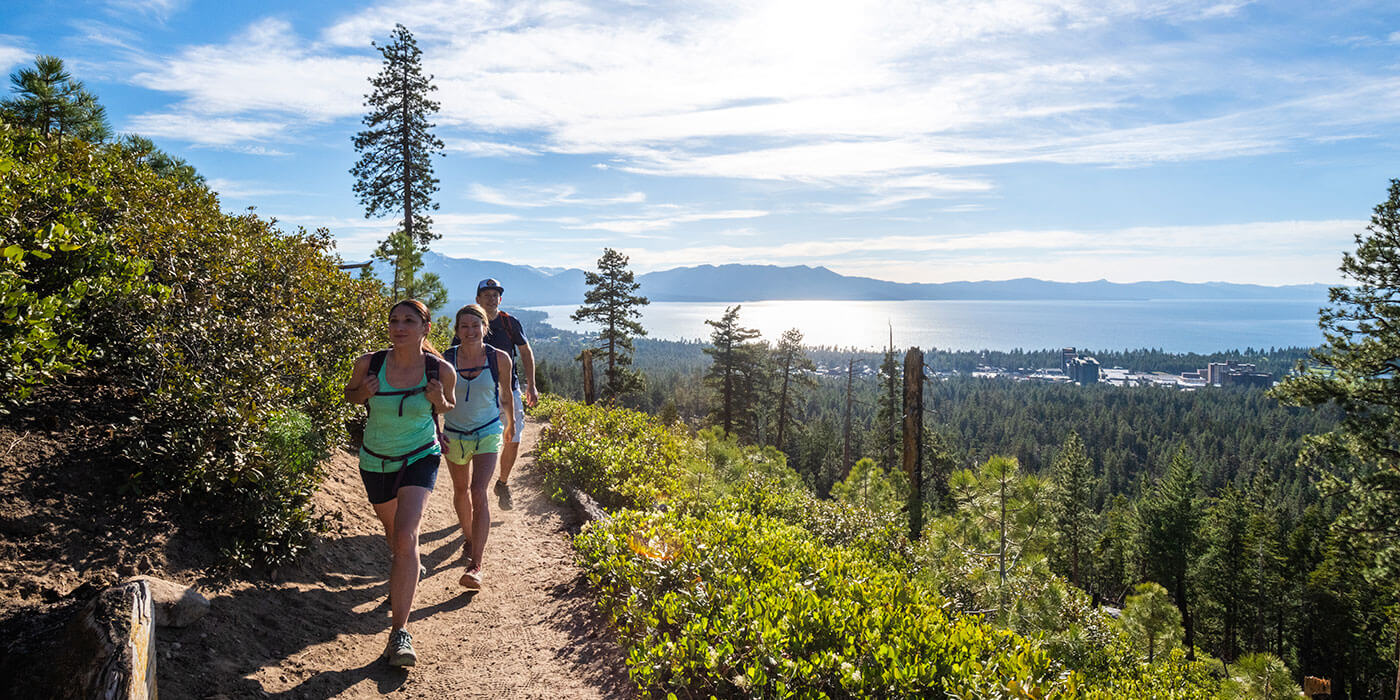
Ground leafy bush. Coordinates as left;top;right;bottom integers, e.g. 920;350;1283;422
0;122;384;568
536;401;694;509
0;125;161;402
576;508;1072;698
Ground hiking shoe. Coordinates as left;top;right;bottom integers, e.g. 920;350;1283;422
494;480;514;511
383;629;416;667
460;567;482;590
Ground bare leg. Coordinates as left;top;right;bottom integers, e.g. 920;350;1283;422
447;458;474;556
468;452;496;566
497;440;519;484
384;486;431;630
372;499;397;555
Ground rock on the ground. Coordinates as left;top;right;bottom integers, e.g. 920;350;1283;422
130;575;209;628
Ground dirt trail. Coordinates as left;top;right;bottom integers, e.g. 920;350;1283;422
158;416;632;699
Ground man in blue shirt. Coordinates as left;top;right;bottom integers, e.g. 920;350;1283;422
476;278;537;510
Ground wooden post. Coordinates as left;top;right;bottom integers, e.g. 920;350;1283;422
580;349;596;405
903;347;924;540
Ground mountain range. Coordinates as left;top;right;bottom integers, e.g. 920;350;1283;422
417;251;1332;310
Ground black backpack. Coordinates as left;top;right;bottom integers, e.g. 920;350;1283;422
365;349;441;417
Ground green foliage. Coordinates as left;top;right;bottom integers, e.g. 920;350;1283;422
1119;582;1182;665
1134;448;1201;653
0;118;384;568
1049;432;1096;588
931;456;1048;624
830;457;908;511
575;508;1070;699
372;231;447;311
1218;653;1299;699
703;305;765;439
0;126;160;402
573;247;649;402
536;401;694;510
1272;178;1400;593
350;23;443;246
2;55;110;142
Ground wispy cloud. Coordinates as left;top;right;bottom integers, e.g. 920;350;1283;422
469;184;645;208
613;219;1361;285
124;113;287;146
104;0;187;21
445;139;539;157
566;208;769;234
0;40;31;70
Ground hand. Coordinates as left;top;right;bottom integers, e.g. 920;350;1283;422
359;376;380;402
503;422;515;443
427;377;445;405
526;385;540;407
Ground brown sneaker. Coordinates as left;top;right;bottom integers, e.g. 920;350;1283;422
459;567;482;590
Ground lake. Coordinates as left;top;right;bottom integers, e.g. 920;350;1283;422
527;298;1327;353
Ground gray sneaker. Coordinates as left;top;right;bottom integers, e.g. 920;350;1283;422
384;629;416;667
494;480;514;511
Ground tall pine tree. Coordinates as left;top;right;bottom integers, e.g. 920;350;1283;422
704;305;762;436
572;248;649;402
351;24;444;249
1049;431;1096;588
771;328;816;449
1135;447;1202;659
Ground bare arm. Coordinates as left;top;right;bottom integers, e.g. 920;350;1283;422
518;341;539;407
344;353;377;404
428;357;456;413
498;349;516;441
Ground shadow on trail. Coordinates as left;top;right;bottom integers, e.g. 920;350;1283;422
157;525;479;699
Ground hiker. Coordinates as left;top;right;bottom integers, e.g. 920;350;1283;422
441;303;515;589
343;299;456;668
474;278;538;510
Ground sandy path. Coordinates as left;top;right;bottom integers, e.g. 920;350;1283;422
158;416;632;699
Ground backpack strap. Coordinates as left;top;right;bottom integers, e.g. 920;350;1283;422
497;311;526;347
365;349;438;417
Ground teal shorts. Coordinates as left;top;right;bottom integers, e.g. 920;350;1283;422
443;431;502;464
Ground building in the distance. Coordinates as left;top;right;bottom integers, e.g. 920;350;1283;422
1068;356;1100;384
1061;347;1077;372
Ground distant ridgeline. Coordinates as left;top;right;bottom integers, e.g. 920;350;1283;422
408;252;1330;308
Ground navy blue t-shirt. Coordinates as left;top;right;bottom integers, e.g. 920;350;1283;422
484;312;527;390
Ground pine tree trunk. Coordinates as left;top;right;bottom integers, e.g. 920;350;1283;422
776;358;791;448
843;358;854;474
1178;577;1195;660
400;70;414;244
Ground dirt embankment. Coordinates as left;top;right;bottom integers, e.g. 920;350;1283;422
0;396;631;699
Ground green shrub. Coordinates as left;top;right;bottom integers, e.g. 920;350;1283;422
576;508;1072;698
537;401;693;509
0;122;384;568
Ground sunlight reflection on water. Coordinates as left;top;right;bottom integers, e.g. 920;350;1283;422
529;299;1324;353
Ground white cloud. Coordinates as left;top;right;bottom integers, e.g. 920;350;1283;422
124;113;287;146
444;139;539;157
0;40;31;71
469;183;645;208
130;18;373;120
105;0;187;21
566;208;768;234
612;218;1360;285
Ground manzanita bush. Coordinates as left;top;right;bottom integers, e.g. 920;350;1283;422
541;398;1226;697
1;123;384;568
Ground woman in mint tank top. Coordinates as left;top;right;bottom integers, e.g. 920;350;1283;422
441;304;515;590
343;299;455;669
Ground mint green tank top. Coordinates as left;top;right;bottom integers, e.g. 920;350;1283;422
359;360;441;473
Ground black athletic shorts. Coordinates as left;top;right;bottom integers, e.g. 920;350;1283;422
360;453;440;505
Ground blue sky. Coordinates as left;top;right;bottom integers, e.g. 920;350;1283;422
3;0;1398;285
